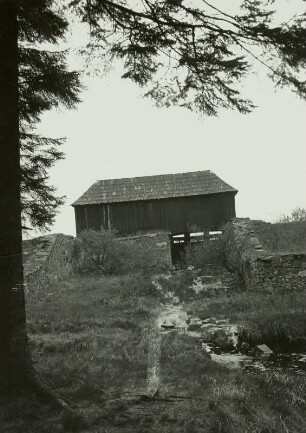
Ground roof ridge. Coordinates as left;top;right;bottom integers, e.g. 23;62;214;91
72;170;237;206
96;169;211;184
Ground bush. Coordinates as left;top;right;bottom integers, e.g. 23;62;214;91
76;229;121;274
76;229;166;275
253;220;306;252
182;234;225;269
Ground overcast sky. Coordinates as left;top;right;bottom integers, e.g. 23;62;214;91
36;3;306;237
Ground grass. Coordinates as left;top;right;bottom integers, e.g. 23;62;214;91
1;270;306;432
157;331;306;432
187;289;306;350
27;274;159;396
1;273;160;432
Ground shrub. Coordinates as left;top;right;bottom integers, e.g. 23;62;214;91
76;229;122;274
76;229;166;275
182;233;226;269
253;220;306;252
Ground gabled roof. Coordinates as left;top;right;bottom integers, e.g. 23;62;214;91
72;170;237;206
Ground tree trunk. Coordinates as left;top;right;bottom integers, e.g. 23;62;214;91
0;0;32;394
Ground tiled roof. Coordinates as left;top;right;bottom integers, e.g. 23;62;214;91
72;170;237;206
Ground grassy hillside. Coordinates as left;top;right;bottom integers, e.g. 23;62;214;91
1;272;306;432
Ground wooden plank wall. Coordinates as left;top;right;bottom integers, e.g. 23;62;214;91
74;192;236;235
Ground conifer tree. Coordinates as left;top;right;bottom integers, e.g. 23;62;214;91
0;0;80;394
0;0;24;393
19;3;81;231
71;0;306;114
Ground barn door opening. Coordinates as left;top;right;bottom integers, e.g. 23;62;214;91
169;233;191;266
169;231;223;267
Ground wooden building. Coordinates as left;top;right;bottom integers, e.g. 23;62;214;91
72;170;237;237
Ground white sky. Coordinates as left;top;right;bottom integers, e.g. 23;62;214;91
36;3;306;237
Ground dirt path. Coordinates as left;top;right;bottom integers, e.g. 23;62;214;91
147;321;162;396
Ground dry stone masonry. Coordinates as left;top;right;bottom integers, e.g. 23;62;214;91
252;253;306;292
224;218;306;291
23;234;75;292
23;232;171;292
117;232;172;270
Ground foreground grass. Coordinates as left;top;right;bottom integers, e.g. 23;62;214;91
27;274;159;395
1;272;306;432
187;288;306;350
1;274;160;432
159;332;306;433
156;268;306;350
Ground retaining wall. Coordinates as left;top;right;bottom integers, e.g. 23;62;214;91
23;234;75;292
224;218;306;291
252;253;306;291
23;231;171;291
117;232;172;270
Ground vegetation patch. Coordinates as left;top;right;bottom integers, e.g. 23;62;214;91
187;289;306;352
76;229;168;275
2;270;306;432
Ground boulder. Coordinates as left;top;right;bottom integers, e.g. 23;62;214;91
255;344;273;356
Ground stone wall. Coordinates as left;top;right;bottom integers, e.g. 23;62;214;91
117;232;172;270
252;253;306;292
73;231;172;273
224;218;306;291
23;231;172;291
223;218;265;288
23;234;75;292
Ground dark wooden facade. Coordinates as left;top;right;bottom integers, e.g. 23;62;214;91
74;191;236;236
